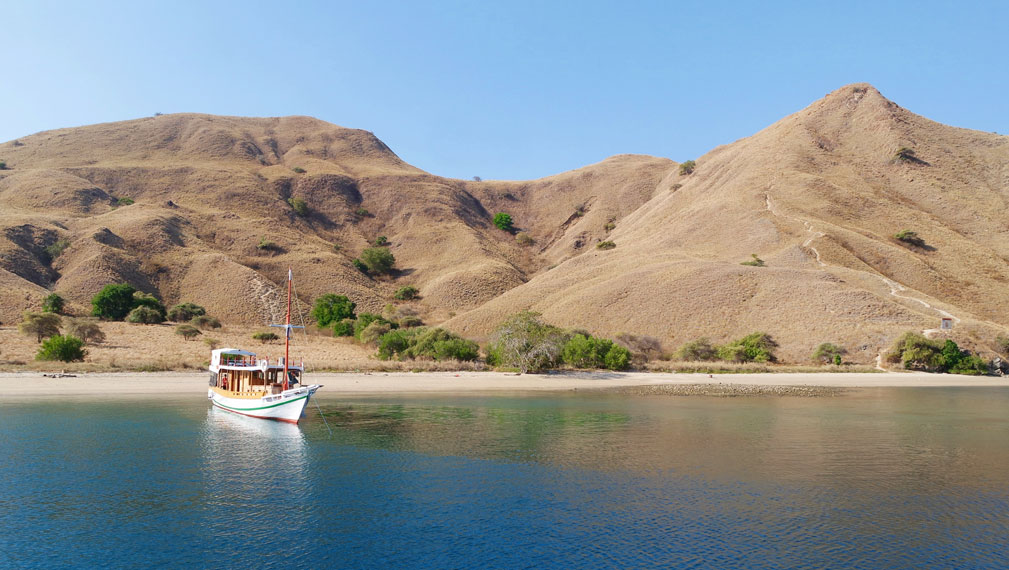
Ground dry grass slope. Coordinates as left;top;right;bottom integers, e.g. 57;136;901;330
2;85;1008;366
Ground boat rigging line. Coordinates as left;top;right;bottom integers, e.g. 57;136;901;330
313;399;333;436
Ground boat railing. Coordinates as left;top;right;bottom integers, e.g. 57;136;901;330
220;357;266;367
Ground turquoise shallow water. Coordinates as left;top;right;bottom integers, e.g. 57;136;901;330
1;387;1008;568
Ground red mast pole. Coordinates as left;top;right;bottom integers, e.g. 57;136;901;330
283;267;292;391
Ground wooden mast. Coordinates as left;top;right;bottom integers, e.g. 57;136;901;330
270;268;302;392
283;267;292;391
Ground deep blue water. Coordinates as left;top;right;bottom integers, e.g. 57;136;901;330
1;388;1008;569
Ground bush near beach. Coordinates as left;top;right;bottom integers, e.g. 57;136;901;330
36;334;86;362
886;332;987;375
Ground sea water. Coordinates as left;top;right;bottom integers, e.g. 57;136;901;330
1;388;1007;569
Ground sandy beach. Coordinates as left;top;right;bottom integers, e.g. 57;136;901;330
1;370;1006;400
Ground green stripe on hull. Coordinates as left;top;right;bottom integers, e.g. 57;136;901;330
212;394;309;412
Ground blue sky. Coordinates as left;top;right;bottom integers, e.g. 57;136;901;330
3;0;1006;180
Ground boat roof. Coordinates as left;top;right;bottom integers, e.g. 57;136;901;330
212;348;257;357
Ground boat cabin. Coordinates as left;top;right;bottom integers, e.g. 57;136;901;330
209;348;303;396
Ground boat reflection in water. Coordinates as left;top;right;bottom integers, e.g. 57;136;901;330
198;407;316;557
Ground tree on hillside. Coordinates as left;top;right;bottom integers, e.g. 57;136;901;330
19;311;62;343
679;160;696;175
360;247;396;275
176;324;202;341
311;294;357;327
64;317;105;344
493;212;514;232
92;284;137;320
487;311;568;373
813;342;845;364
42;293;65;314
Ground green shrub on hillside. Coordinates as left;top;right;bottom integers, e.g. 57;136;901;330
596;240;616;250
126;305;164;324
604;345;631;370
359;320;391;345
886;332;986;374
561;334;613;369
717;332;777;363
560;333;631;370
493;212;514;232
257;237;281;252
376;327;479;362
399;316;424;328
332;319;355;337
190;315;221;329
813;343;846;364
132;292;166;320
36;335;86;362
288;197;308;216
91;284;137;320
168;302;206;322
374;236;388;246
312;294;357;327
393;286;419;301
252;331;279;344
675;338;718;361
360;247;396;274
377;329;412;360
45;238;70;260
741;254;765;267
42;293;65;314
679;160;696;175
292;166;306;174
353;313;392;340
894;229;926;248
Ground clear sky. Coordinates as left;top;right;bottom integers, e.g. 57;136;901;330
3;0;1006;180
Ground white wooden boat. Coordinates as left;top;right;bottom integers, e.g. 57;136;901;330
207;269;321;423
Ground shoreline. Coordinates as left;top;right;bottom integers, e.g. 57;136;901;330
1;370;1006;400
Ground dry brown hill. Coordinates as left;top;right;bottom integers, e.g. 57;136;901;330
0;113;668;330
445;84;1009;362
2;85;1008;364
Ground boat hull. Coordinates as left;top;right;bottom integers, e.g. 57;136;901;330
208;385;321;424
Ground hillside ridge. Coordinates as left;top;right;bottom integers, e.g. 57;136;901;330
2;83;1007;364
